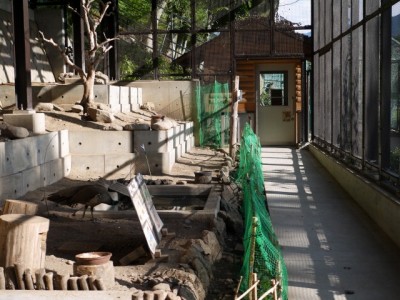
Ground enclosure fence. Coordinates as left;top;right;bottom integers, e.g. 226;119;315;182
235;124;288;300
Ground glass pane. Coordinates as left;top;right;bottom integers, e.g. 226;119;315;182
313;0;320;51
332;41;341;146
341;34;351;151
277;0;311;26
325;0;332;43
351;27;363;158
365;16;380;164
333;2;341;38
313;55;320;138
366;0;380;16
318;55;325;139
325;51;332;143
390;3;400;172
352;0;363;25
259;72;288;106
342;0;351;32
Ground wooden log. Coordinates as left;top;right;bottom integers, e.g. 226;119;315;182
95;278;106;290
2;199;38;215
14;263;25;290
4;266;16;290
24;268;35;290
144;291;155;300
78;275;89;291
0;267;5;290
74;261;114;289
132;290;144;300
68;276;79;290
35;269;46;290
0;214;49;272
87;276;97;290
56;274;69;290
44;272;54;290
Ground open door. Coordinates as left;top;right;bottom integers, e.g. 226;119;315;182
256;63;296;146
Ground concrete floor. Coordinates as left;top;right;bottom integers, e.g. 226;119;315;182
263;147;400;300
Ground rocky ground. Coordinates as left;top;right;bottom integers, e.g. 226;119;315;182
3;108;245;299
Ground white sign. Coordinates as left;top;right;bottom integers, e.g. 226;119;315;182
127;174;163;255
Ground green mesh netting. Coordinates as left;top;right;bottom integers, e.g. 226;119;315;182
236;124;288;300
195;80;230;148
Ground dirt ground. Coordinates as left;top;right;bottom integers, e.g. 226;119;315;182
13;109;244;299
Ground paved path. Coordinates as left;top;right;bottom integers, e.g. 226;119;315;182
262;147;400;300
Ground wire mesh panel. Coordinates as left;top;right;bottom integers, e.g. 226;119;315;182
236;124;288;300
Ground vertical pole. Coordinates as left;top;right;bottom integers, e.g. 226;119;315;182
71;0;85;72
12;0;32;110
230;76;240;160
190;0;196;80
248;216;258;300
152;0;158;79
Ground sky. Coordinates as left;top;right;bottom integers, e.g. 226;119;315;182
277;0;312;26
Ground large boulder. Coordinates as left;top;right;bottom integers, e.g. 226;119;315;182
87;105;115;123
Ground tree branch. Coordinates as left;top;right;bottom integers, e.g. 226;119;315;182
38;31;87;81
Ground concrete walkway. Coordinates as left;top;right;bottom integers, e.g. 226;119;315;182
262;147;400;300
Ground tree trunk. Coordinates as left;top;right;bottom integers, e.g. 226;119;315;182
80;69;96;113
0;214;49;272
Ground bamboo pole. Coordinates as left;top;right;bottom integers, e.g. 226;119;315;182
234;276;243;299
234;280;260;300
258;280;280;300
230;76;240;160
248;216;258;300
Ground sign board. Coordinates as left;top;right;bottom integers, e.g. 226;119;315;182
127;174;164;255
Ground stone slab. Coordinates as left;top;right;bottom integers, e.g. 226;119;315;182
3;111;46;134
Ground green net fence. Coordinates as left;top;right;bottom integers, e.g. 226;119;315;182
195;80;230;148
236;124;288;300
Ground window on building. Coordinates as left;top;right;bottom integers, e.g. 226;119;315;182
259;72;288;106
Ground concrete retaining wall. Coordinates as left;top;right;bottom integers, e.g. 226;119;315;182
0;130;71;202
309;145;400;249
122;80;197;121
0;122;194;203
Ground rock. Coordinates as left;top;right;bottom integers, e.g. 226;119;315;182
152;282;171;292
124;123;151;131
151;118;177;130
141;102;156;112
0;123;29;139
201;230;222;262
87;107;115;123
36;102;54;111
71;104;84;113
53;104;65;111
95;71;109;84
103;124;123;131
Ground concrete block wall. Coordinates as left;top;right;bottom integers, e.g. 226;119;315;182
309;145;400;249
68;131;136;179
122;80;195;122
108;86;143;113
0;130;71;202
133;122;194;175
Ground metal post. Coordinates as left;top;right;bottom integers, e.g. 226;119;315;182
12;0;33;110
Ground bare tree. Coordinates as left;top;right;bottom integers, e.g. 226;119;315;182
39;0;118;112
